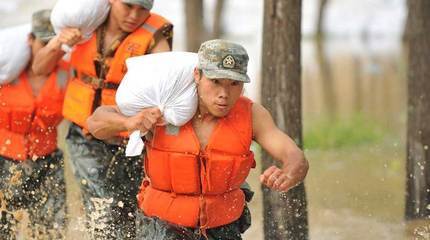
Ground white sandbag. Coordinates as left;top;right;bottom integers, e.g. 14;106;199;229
51;0;110;42
116;52;198;156
0;24;31;84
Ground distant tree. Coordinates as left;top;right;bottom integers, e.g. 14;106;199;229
184;0;206;52
261;0;309;239
315;38;336;116
184;0;227;51
352;57;363;112
405;0;430;220
402;0;412;42
212;0;226;39
316;0;329;39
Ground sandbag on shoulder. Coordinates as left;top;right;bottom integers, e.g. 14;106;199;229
116;52;198;156
51;0;110;43
0;24;31;85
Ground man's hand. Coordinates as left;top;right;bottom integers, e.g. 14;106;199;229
32;28;82;75
48;27;83;51
124;107;166;133
260;159;308;192
253;103;309;193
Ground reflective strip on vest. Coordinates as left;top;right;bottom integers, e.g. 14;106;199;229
141;23;157;34
56;69;68;89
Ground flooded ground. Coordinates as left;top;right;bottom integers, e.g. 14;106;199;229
2;0;427;239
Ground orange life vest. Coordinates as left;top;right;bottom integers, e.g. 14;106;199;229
138;97;256;230
0;69;67;161
62;13;172;130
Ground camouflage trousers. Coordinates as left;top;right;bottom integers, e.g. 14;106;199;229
135;185;254;240
0;150;66;240
66;123;143;240
135;205;251;240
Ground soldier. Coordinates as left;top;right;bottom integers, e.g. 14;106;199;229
32;0;173;238
86;39;309;239
0;9;68;239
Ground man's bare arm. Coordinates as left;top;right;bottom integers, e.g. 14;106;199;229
87;106;128;140
252;103;309;192
32;28;82;75
149;38;171;53
87;105;164;140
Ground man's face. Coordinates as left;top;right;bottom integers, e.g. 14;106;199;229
110;0;150;32
194;69;244;118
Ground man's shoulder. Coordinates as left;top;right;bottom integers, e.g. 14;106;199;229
251;102;271;125
236;96;253;107
228;96;253;118
129;13;173;40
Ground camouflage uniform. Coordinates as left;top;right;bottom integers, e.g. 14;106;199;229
0;151;66;240
136;39;254;240
0;10;65;240
66;1;157;239
66;124;143;239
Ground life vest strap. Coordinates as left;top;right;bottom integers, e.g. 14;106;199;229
149;185;240;196
71;68;119;90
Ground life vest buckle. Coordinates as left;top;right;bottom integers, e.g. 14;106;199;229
85;75;105;89
79;74;119;90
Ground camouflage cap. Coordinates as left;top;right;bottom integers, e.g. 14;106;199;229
31;9;55;42
122;0;154;10
197;39;250;83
